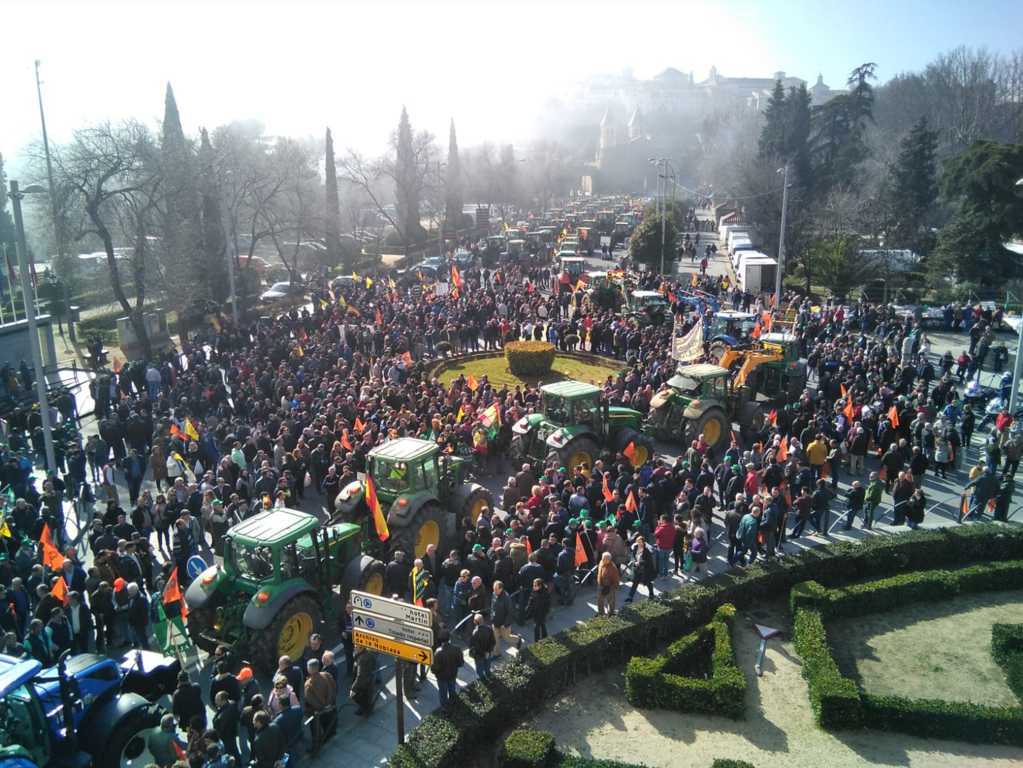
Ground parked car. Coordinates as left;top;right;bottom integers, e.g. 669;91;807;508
260;281;304;302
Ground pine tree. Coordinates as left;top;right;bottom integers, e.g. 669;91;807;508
445;119;462;230
161;83;206;301
890;116;939;254
785;83;813;189
757;80;787;159
198;129;228;302
324;127;344;268
394;106;424;246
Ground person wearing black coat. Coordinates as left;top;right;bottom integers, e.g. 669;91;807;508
524;578;551;642
210;663;242;704
172;673;207;731
384;552;411;600
250;712;285;768
212;690;241;759
626;538;656;602
515;555;546;622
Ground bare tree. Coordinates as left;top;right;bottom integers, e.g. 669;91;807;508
53;122;162;357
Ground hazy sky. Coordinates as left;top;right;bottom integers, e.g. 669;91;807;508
2;0;1022;175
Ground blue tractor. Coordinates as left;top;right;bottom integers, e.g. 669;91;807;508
0;650;178;768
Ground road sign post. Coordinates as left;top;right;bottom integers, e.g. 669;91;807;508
395;660;405;746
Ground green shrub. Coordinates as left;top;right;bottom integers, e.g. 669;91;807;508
992;624;1023;703
386;525;1023;768
790;560;1023;745
505;340;556;376
861;693;1023;746
558;758;648;768
499;729;556;768
711;761;757;768
791;606;862;729
625;604;746;719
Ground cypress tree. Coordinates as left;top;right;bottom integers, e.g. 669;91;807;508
445;119;463;230
199;128;228;302
324;127;344;268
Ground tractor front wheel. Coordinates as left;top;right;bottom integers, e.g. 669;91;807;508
391;502;452;559
252;594;322;673
556;436;600;477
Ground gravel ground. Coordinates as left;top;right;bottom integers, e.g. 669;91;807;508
528;603;1023;768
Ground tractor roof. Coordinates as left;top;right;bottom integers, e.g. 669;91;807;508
541;380;601;399
229;507;320;546
369;436;438;462
631;290;664;298
675;363;730;379
715;310;757;320
0;656;41;697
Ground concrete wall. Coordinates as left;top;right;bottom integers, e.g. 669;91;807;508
0;315;57;372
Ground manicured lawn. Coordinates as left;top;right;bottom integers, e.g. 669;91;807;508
828;590;1023;708
434;352;622;389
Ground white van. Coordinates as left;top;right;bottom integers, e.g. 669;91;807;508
735;252;778;294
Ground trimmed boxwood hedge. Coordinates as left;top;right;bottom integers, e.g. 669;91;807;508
790;559;1023;745
711;761;757;768
625;604;745;718
992;623;1023;702
387;524;1023;768
505;340;557;376
499;729;557;768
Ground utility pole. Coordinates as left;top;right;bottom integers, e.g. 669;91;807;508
35;61;65;293
774;161;790;309
0;243;17;321
10;181;57;474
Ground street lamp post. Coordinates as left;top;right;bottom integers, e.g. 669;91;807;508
774;161;790;309
9;180;57;474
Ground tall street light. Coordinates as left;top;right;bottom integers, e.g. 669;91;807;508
774;161;790;309
9;180;57;474
1004;177;1023;415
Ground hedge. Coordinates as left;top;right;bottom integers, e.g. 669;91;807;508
711;761;757;768
505;340;556;376
992;623;1023;702
790;559;1023;745
386;524;1023;768
499;729;557;768
625;604;745;719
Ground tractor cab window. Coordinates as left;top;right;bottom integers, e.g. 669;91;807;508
233;542;276;581
421;457;439;489
707;377;728;399
573;396;601;430
374;458;410;494
544;395;568;425
0;689;40;752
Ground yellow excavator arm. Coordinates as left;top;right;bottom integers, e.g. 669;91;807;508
733;350;782;388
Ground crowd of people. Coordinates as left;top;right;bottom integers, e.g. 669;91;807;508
0;212;1017;767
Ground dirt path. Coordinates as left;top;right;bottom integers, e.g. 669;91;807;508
529;603;1022;768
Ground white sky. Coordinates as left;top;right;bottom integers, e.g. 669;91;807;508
2;0;1021;175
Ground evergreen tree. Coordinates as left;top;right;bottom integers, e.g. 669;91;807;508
934;140;1023;285
199;129;228;302
0;155;16;294
324;127;344;268
445;119;463;230
889;116;939;254
394;106;424;246
785;83;813;188
629;204;677;272
757;80;787;160
811;63;877;193
161;83;206;302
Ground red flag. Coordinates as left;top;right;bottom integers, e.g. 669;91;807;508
354;417;366;434
888;405;900;428
40;523;54;548
365;475;390;542
524;536;533;555
601;473;614;503
170;423;186;441
767;409;778;426
843;399;856;423
776;436;789;462
840;383;848;399
173;741;186;762
751;322;762;340
163;567;183;605
450;264;463;290
574;532;588;567
50;576;69;606
623;441;637;465
466;374;479;392
375;307;383;326
341;429;354;451
625;490;638;513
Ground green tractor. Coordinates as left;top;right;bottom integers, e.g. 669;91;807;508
509;380;654;476
333;437;494;560
644;351;805;453
184;507;385;673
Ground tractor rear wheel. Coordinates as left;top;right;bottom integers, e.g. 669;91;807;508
104;705;160;768
739;402;766;443
391;501;452;559
252;594;322;673
509;434;529;467
555;436;600;477
344;554;386;598
185;605;218;652
692;407;728;454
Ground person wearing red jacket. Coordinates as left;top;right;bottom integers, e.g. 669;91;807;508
653;515;676;577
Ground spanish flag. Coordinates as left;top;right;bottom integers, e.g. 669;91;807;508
451;264;464;291
366;474;389;542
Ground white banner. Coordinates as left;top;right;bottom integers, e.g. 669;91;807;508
672;318;704;362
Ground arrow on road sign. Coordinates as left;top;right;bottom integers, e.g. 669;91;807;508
352;608;434;647
353;628;433;665
351;590;432;627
